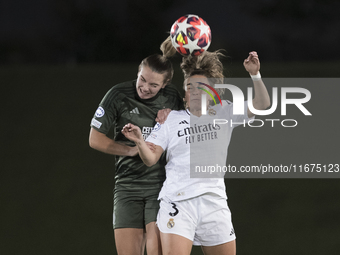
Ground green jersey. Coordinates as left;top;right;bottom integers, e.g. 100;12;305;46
91;80;184;190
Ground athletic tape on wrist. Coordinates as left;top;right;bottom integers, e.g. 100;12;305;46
250;72;261;81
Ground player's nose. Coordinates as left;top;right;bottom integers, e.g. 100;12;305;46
141;84;150;93
193;87;201;95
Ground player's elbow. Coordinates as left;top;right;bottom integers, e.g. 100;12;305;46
143;157;159;167
145;161;156;167
141;147;163;167
263;98;271;109
263;93;271;109
89;136;96;149
89;132;100;150
253;98;271;110
89;128;103;150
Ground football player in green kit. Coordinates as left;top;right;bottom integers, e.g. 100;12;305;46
89;37;183;255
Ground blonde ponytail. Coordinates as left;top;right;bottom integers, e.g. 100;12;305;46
160;36;177;58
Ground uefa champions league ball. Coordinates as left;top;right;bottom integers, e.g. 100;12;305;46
170;14;211;56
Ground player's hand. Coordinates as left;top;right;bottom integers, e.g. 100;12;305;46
156;108;171;124
146;142;156;153
121;123;143;143
243;51;260;75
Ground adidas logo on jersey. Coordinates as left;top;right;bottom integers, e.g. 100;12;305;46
230;228;235;236
179;120;189;124
130;107;140;114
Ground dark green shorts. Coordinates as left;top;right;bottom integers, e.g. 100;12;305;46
113;189;160;229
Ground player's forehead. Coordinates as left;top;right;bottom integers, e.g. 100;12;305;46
185;75;209;88
139;65;165;85
188;75;208;84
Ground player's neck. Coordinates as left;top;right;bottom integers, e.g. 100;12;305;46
189;108;202;117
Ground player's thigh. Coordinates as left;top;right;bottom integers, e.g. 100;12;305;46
114;228;145;255
145;222;161;255
201;240;236;255
160;232;193;255
144;191;162;255
144;189;161;226
113;190;145;229
157;199;197;255
195;193;236;246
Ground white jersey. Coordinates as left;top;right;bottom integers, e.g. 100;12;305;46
146;100;253;202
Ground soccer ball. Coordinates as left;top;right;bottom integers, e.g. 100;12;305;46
170;14;211;56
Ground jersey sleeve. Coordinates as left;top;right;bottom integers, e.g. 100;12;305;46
145;121;170;151
90;87;119;135
222;100;254;127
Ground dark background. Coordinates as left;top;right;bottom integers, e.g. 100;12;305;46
1;0;340;254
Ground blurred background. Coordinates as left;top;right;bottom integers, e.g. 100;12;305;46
1;0;340;254
1;0;340;64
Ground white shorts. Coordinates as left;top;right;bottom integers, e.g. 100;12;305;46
157;192;236;246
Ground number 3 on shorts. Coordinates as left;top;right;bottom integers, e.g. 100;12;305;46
169;202;179;216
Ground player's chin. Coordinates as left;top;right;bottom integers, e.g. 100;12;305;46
138;90;153;99
140;95;152;99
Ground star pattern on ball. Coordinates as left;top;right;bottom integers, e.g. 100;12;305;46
183;38;202;53
175;20;193;38
170;14;211;56
195;21;211;39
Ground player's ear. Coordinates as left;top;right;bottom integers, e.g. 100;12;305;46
161;80;169;88
183;78;188;91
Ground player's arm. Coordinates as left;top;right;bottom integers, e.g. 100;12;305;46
243;51;271;118
121;123;164;167
89;128;138;157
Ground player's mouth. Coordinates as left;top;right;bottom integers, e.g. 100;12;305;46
139;88;150;97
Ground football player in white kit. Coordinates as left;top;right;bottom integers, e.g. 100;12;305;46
122;51;270;255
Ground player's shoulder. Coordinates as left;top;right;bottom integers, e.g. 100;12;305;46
169;109;188;117
162;83;181;97
162;110;190;132
102;80;135;102
159;110;188;130
166;109;188;123
107;80;135;95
